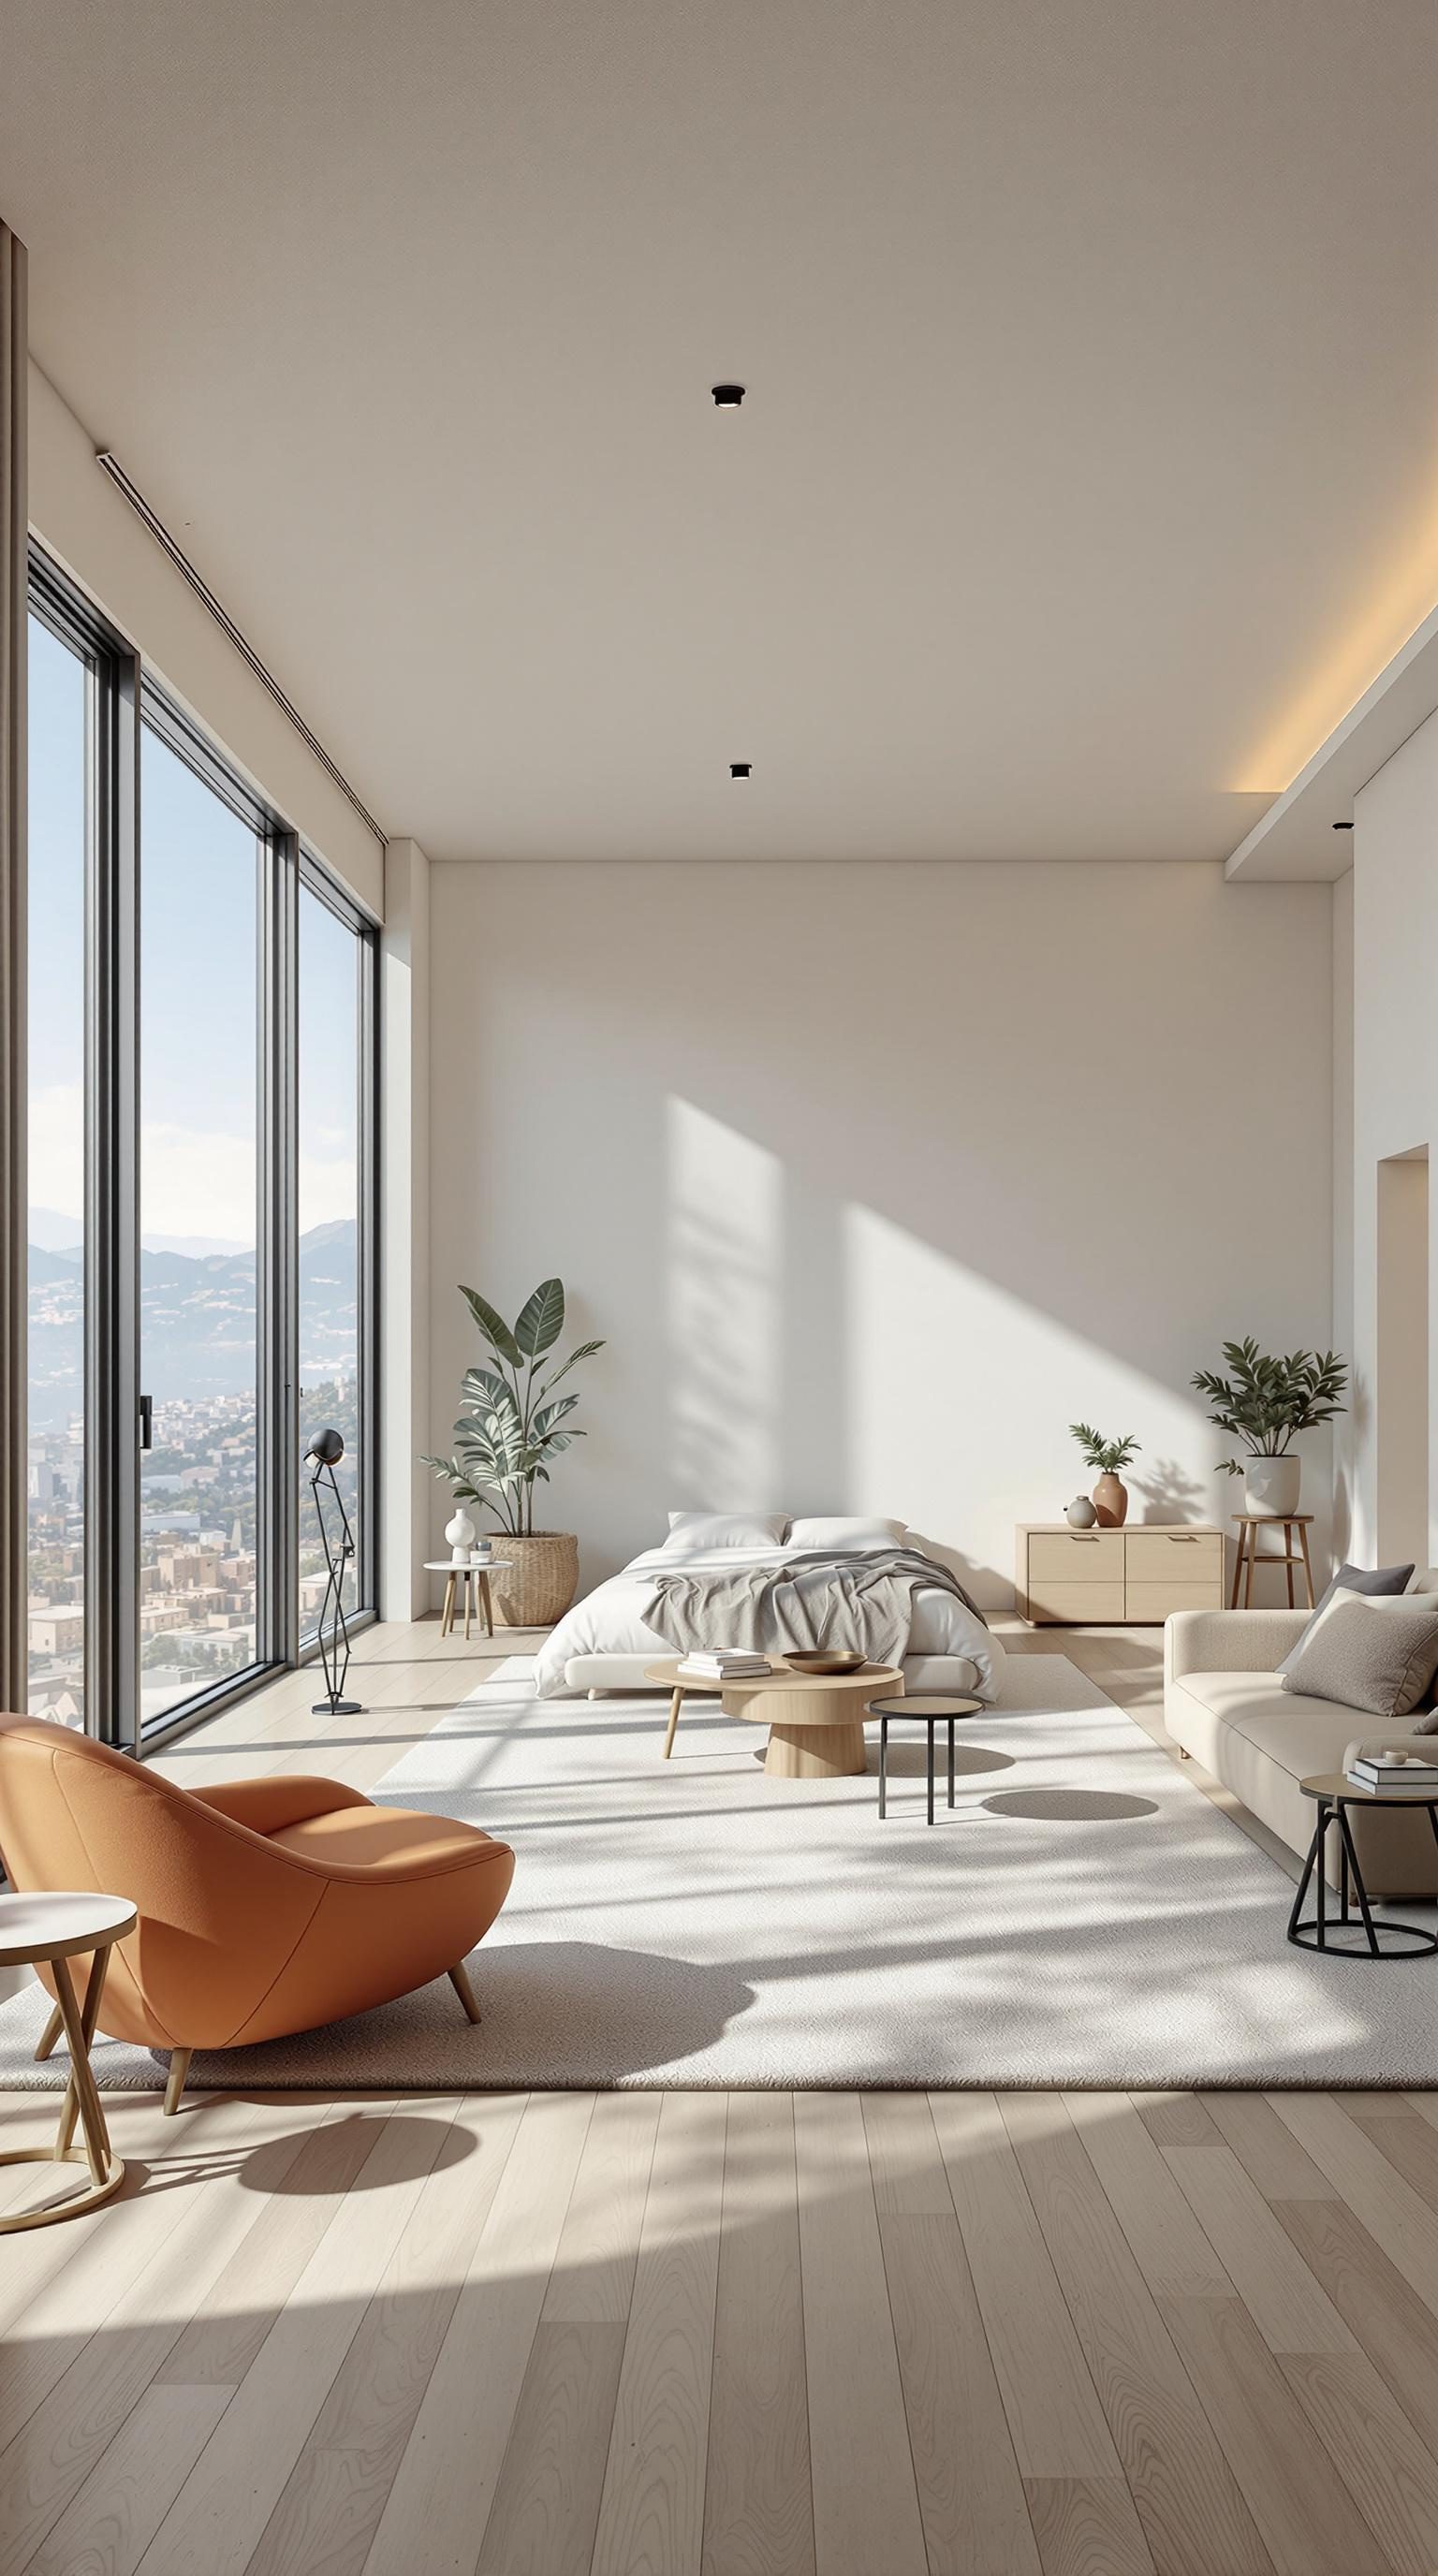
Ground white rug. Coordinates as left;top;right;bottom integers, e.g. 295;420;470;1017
3;1653;1437;2091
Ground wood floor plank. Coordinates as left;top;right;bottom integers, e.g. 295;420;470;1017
1199;2094;1334;2203
1137;2093;1214;2149
1061;2095;1232;2300
0;2097;316;2563
1156;2293;1387;2576
477;2320;628;2576
540;2089;662;2326
244;2091;527;2576
22;2384;233;2576
591;2090;727;2576
1269;2093;1438;2312
360;2091;592;2576
1000;2091;1266;2576
793;2091;927;2576
1152;2130;1357;2356
702;2093;814;2576
861;2088;953;2215
1274;2195;1438;2458
1023;2476;1153;2576
879;2212;1041;2576
1277;2349;1438;2576
134;2102;458;2576
929;2093;1122;2481
154;2101;374;2384
1349;2108;1438;2214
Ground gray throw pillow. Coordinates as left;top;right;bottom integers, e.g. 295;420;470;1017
1277;1559;1416;1676
1282;1589;1438;1720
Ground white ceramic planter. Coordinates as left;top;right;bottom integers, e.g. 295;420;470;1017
1243;1456;1300;1517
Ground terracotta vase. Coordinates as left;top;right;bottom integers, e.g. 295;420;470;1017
1092;1471;1129;1528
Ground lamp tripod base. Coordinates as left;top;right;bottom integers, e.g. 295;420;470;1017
313;1697;363;1716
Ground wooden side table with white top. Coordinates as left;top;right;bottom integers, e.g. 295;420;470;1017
0;1891;136;2229
425;1559;508;1639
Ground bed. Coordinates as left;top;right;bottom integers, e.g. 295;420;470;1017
531;1514;1005;1700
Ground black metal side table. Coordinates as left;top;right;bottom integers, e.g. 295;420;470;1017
869;1694;984;1823
1288;1774;1438;1957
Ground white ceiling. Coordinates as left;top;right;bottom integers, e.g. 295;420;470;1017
5;0;1438;863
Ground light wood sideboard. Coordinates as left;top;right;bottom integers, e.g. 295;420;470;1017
1015;1522;1224;1624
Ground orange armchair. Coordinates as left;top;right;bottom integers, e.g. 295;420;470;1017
0;1718;514;2109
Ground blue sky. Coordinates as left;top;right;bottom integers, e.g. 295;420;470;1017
29;613;360;1248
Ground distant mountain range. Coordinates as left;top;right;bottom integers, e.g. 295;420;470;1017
27;1217;358;1426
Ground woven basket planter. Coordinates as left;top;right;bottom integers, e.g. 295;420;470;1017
493;1531;580;1628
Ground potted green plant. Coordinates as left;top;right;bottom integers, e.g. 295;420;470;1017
1191;1338;1347;1517
1068;1424;1141;1527
423;1279;604;1626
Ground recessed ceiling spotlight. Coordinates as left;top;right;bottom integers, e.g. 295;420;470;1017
1332;819;1354;830
712;383;745;407
730;762;752;778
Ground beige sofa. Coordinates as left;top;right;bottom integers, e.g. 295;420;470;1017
1165;1603;1438;1897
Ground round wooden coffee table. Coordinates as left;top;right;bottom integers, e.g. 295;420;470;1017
646;1657;902;1778
0;1891;137;2230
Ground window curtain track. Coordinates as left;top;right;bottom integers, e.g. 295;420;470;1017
0;222;26;1716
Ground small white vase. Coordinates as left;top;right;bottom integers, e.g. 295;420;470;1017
445;1506;477;1560
1065;1496;1098;1528
1243;1456;1300;1517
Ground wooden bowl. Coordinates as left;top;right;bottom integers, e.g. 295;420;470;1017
784;1648;868;1676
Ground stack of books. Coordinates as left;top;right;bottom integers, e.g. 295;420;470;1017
1346;1748;1438;1794
675;1648;772;1682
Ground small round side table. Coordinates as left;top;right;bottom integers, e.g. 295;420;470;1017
1288;1777;1438;1957
0;1892;137;2229
868;1694;985;1822
1230;1514;1315;1609
426;1559;508;1640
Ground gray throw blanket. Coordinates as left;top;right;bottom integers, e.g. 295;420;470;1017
640;1547;987;1671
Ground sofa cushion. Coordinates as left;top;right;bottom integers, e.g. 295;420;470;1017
1277;1559;1416;1673
1176;1670;1372;1780
1282;1589;1438;1719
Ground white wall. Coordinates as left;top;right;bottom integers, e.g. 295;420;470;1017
1348;710;1438;1567
428;860;1333;1607
27;360;383;917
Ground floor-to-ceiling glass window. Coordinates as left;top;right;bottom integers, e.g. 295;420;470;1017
297;876;367;1629
25;613;90;1724
137;723;265;1728
23;549;378;1749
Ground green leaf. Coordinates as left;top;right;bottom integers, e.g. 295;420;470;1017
459;1284;523;1368
530;1392;579;1442
462;1364;515;1413
539;1337;605;1395
514;1278;565;1359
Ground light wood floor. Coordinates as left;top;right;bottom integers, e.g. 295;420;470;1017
4;1617;1433;2576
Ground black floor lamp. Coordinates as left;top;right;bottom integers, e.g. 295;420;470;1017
306;1427;363;1716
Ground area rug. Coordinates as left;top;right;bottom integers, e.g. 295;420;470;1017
3;1653;1437;2091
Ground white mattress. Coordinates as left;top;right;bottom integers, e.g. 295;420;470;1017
532;1542;1004;1701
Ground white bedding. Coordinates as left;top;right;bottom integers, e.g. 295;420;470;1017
532;1541;1005;1699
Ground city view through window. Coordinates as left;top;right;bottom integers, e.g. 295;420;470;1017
26;616;365;1734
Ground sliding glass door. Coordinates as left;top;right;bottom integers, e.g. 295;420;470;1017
23;548;378;1749
137;722;265;1727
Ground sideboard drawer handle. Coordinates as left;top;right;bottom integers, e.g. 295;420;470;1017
1168;1534;1197;1544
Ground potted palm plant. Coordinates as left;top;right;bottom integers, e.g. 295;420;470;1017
423;1279;604;1626
1068;1425;1141;1527
1191;1338;1347;1516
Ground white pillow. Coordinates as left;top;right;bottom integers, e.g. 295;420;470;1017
662;1512;789;1552
787;1515;908;1552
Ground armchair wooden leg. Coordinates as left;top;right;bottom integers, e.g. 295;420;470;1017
163;2048;192;2115
448;1961;482;2025
35;2002;64;2062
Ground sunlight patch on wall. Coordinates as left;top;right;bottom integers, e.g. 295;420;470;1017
844;1208;1213;1594
668;1100;783;1510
